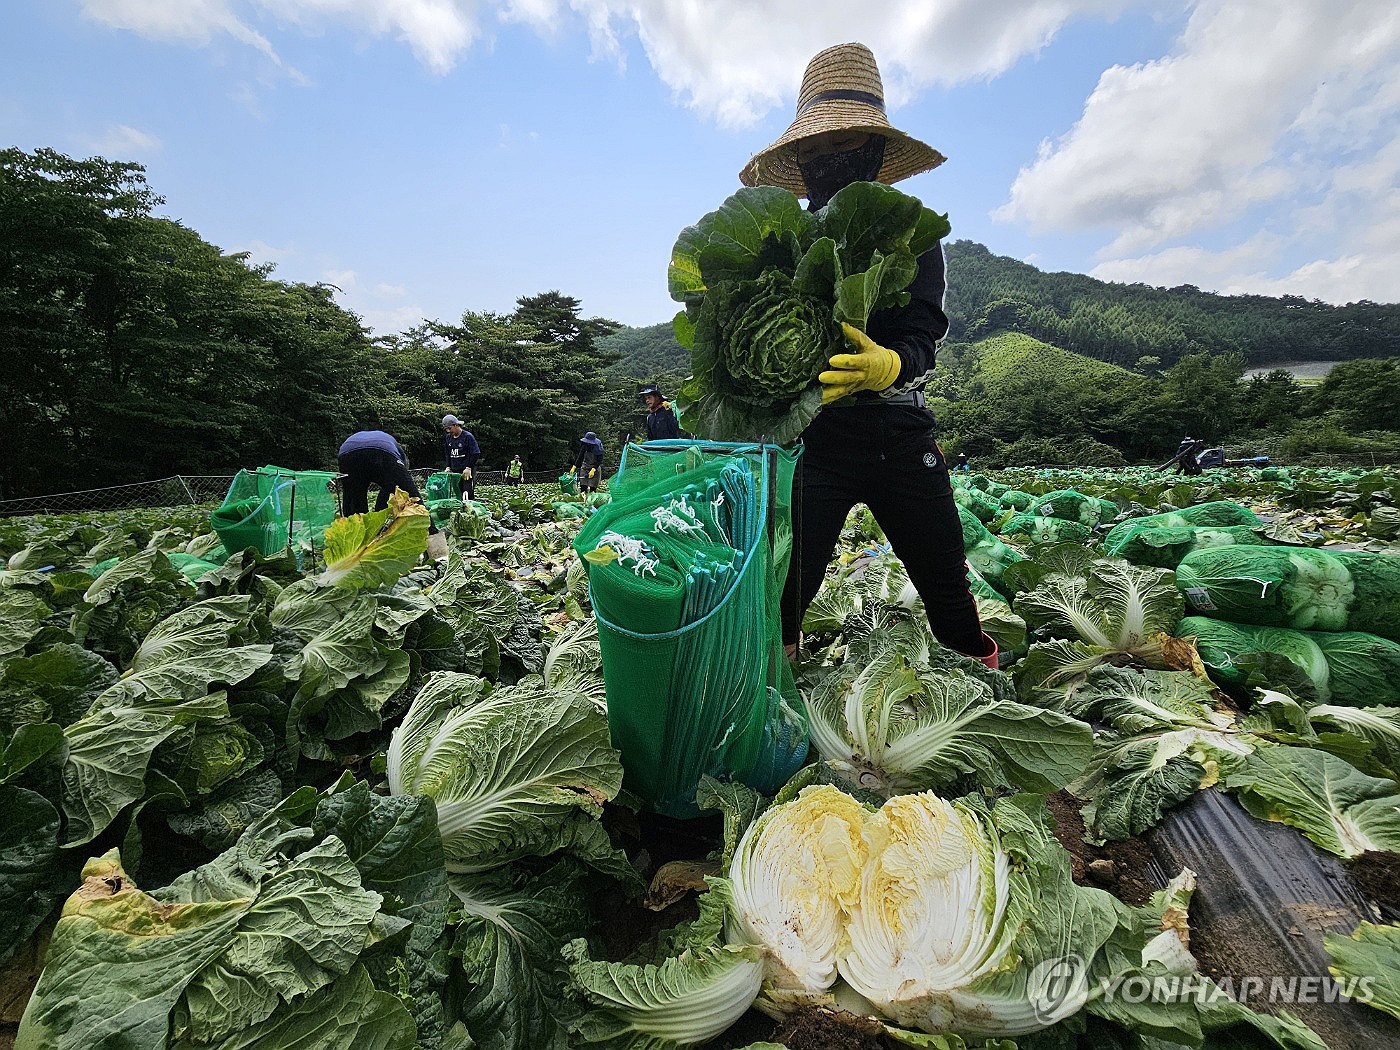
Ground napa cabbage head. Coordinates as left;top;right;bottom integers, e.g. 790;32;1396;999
386;671;624;873
711;270;839;401
727;785;870;1012
805;643;1093;796
840;792;1121;1039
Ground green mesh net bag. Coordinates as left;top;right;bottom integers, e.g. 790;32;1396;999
957;507;1025;594
1101;500;1261;553
952;483;1002;523
425;471;462;502
1105;524;1283;569
1177;547;1400;641
573;440;806;816
998;489;1035;512
211;466;340;560
1178;616;1400;707
1029;490;1118;528
999;512;1092;546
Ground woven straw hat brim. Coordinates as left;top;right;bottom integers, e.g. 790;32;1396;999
740;41;945;196
739;105;946;195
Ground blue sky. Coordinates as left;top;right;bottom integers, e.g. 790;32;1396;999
5;1;1397;332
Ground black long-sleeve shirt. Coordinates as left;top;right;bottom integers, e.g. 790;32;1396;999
804;243;949;457
644;405;681;440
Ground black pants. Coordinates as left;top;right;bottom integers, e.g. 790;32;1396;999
338;448;422;515
780;436;984;655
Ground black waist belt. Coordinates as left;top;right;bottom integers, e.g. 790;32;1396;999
828;390;926;409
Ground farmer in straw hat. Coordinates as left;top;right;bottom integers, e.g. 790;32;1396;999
744;42;997;669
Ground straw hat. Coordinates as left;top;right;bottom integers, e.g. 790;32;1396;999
739;42;945;196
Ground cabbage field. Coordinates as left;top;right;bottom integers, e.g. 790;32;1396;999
1;465;1398;1050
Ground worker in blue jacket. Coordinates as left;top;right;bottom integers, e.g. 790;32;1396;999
639;385;682;440
442;414;481;499
337;429;447;560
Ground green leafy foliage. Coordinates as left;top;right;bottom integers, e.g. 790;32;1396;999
671;182;948;443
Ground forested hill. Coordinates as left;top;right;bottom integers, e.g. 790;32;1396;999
600;240;1400;379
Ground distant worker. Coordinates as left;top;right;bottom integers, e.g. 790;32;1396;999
337;429;447;560
639;384;681;440
571;431;605;493
506;454;524;487
1163;435;1206;476
442;414;481;500
953;453;971;474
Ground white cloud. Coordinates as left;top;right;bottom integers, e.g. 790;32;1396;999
999;0;1400;305
320;268;358;290
359;302;430;333
997;1;1400;246
374;282;409;299
81;0;1130;123
81;0;283;63
89;123;162;158
255;0;483;75
230;239;297;266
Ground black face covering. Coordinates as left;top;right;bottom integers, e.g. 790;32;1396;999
798;136;887;208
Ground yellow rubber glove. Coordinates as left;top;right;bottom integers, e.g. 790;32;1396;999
461;467;472;480
569;466;577;474
819;322;902;405
588;468;597;479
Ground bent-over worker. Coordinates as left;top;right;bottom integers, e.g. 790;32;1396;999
337;429;447;560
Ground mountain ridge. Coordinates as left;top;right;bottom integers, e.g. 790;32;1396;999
601;240;1400;380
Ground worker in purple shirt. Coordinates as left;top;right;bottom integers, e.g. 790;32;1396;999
336;429;447;560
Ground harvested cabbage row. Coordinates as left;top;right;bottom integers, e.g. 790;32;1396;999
1030;488;1118;527
1107;523;1284;569
1177;615;1400;706
1176;547;1400;641
1101;500;1262;554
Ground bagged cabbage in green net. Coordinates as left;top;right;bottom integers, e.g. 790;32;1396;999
1106;524;1282;569
952;484;1002;523
957;507;1024;592
1177;547;1400;641
1101;500;1261;553
998;489;1035;512
554;502;587;520
999;512;1092;546
1178;615;1400;706
1029;490;1117;527
965;475;1009;498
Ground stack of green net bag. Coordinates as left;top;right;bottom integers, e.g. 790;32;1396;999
573;441;807;816
210;466;339;561
1175;546;1400;706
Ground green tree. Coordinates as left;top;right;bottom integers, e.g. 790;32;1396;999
1310;359;1400;431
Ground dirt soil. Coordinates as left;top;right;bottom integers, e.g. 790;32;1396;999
1045;790;1157;905
771;1009;889;1050
1348;851;1400;921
